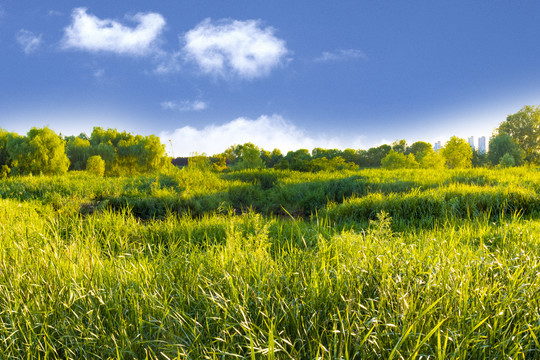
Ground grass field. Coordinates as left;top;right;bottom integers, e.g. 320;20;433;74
0;167;539;359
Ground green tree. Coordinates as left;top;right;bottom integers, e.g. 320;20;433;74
285;149;311;171
499;153;516;168
367;144;391;167
116;134;144;175
188;152;211;171
7;127;70;175
441;136;472;169
211;154;228;172
0;128;11;168
418;149;445;169
405;141;432;162
267;148;283;168
381;150;419;169
138;135;169;173
86;155;105;177
497;105;540;163
236;143;265;170
66;136;91;170
488;134;524;166
391;139;407;153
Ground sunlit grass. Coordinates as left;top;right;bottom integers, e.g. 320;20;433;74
0;167;539;358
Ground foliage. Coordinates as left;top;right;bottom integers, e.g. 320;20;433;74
235;142;265;170
405;141;432;160
391;139;407;153
441;136;472;169
211;154;228;172
0;128;10;167
66;136;91;170
488;134;524;166
381;150;419;169
187;152;211;172
0;164;10;179
0;168;539;358
498;152;516;168
366;144;392;167
7;127;70;175
497;105;540;163
418;148;446;169
86;155;105;177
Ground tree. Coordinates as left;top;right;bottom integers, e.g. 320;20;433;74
7;127;70;175
366;144;391;167
66;136;91;170
86;155;105;177
138;135;169;173
497;105;540;163
235;143;265;170
211;154;228;172
391;139;407;153
441;136;472;169
285;149;311;171
499;153;516;168
419;149;446;169
268;148;283;168
188;152;211;171
405;141;433;162
381;150;419;169
488;134;524;166
0;129;10;166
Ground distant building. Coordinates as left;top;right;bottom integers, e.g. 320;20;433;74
433;141;442;151
478;136;487;154
468;136;475;151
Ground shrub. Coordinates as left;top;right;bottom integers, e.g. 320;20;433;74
87;155;105;177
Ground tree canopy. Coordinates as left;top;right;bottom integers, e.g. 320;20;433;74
441;136;472;169
496;105;540;163
488;134;524;167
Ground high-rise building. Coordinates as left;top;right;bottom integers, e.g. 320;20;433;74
433;141;442;151
468;136;475;150
478;136;486;154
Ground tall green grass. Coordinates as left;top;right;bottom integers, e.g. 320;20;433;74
0;167;539;358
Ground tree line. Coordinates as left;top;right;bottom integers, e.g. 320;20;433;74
0;127;170;178
0;105;538;178
177;106;539;172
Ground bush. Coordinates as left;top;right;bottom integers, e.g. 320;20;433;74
87;155;105;177
0;165;10;179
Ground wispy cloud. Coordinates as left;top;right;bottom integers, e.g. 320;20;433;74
48;10;63;17
16;30;43;54
153;51;182;74
159;115;364;156
61;8;165;56
315;49;367;63
93;68;105;78
160;100;208;112
183;18;288;79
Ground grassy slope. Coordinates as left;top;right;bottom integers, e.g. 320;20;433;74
0;167;539;359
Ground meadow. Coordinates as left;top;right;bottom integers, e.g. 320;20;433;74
0;167;539;359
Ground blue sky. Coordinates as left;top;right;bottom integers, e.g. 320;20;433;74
1;1;540;155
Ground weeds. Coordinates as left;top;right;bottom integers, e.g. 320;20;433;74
0;167;538;358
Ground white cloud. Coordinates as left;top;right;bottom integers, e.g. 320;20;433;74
48;10;63;17
159;115;365;156
153;51;182;74
161;100;208;112
315;49;367;63
183;18;288;79
16;30;43;54
93;68;105;78
62;7;165;56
